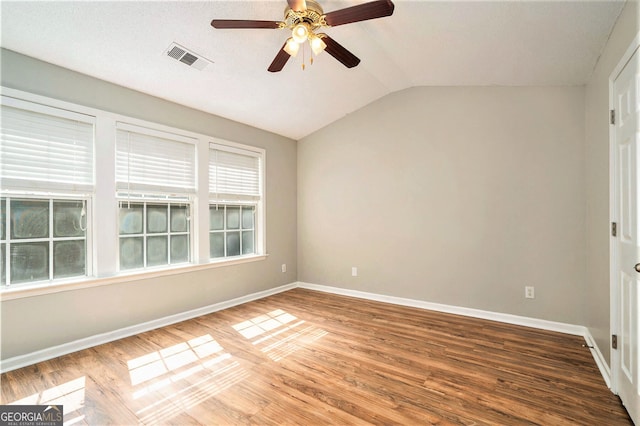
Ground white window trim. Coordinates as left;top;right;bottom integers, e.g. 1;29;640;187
0;87;268;299
0;254;268;301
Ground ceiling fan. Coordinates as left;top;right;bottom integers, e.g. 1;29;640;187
211;0;395;72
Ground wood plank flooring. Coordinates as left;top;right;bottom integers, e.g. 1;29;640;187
1;288;632;425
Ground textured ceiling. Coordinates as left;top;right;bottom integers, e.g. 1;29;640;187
0;0;625;140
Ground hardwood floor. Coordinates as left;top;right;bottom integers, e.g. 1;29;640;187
1;288;632;425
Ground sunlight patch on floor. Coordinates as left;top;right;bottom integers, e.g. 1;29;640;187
233;309;298;339
128;334;224;386
128;334;250;425
136;359;249;425
233;309;328;361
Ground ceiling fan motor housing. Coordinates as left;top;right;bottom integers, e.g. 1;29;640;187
284;0;326;30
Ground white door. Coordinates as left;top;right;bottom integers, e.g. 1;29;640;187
613;46;640;424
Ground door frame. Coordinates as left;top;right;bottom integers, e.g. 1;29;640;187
610;31;640;395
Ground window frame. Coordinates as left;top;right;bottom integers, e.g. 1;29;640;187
208;141;266;261
209;204;257;259
116;195;194;272
1;193;94;287
114;121;197;273
1;92;96;288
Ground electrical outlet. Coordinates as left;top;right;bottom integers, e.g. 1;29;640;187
281;264;287;273
352;267;358;277
525;286;535;299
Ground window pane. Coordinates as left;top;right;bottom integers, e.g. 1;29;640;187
1;243;5;285
147;235;168;266
147;205;168;234
119;204;143;235
10;242;49;283
11;200;49;239
227;207;240;230
171;235;189;264
120;237;143;270
242;207;254;229
226;232;240;256
210;233;224;258
53;201;85;238
54;240;85;278
242;231;254;255
1;199;5;241
209;207;224;231
171;205;188;232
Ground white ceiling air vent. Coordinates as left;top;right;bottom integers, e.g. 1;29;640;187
165;43;212;71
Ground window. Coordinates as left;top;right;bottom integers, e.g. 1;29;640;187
119;201;190;270
209;144;264;259
116;123;196;271
1;197;88;285
0;88;268;294
0;95;94;287
209;205;255;258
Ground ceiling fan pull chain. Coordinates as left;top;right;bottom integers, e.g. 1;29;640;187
302;43;306;70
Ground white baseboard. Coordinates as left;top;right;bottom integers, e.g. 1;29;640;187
2;279;612;392
583;329;612;389
0;282;297;373
297;282;586;335
296;281;615;388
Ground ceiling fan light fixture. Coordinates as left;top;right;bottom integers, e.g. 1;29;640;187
284;37;300;57
292;23;309;43
309;34;326;55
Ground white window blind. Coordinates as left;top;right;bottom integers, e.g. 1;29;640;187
116;123;196;193
0;99;95;192
209;144;261;201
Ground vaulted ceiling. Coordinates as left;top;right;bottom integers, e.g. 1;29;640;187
0;1;625;140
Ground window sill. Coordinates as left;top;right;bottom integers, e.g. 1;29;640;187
0;254;268;301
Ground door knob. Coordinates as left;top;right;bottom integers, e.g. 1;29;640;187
636;263;640;273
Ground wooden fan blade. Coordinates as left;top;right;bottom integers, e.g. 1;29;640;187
324;0;394;27
211;19;282;29
268;43;291;72
287;0;307;12
321;35;361;68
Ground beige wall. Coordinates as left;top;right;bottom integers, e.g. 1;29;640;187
0;49;297;360
584;1;639;366
298;86;587;325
